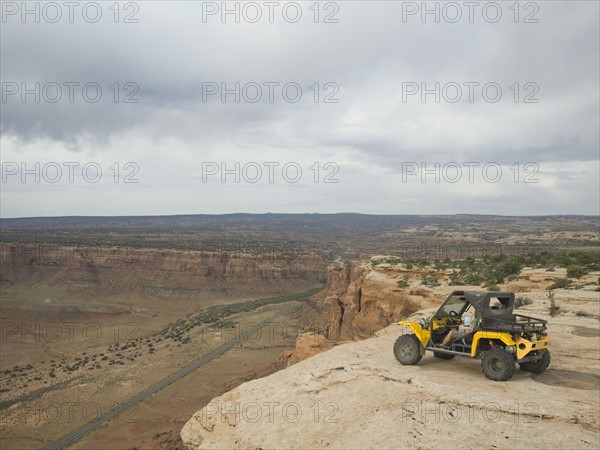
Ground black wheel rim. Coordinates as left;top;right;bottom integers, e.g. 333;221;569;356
490;357;504;373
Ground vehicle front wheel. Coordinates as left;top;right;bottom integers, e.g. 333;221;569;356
520;350;551;374
394;334;423;365
482;348;515;381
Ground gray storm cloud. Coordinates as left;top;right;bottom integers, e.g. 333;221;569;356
0;1;598;217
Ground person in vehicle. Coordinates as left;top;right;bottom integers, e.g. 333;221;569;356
441;311;480;347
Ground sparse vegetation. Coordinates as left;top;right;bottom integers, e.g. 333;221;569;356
159;287;323;345
397;275;410;288
433;260;450;270
421;276;440;287
566;265;586;278
403;248;599;287
371;257;402;267
452;255;523;286
210;320;237;329
397;280;409;288
514;296;533;309
548;278;572;290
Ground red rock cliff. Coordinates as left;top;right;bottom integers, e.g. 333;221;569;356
0;243;327;295
297;261;422;341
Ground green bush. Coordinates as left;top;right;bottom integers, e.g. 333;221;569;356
548;278;572;290
566;265;586;278
434;260;449;270
464;272;484;285
515;296;533;309
421;276;440;287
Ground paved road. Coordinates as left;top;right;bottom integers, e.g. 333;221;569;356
42;302;299;450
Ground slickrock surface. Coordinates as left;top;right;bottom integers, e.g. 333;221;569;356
182;314;600;449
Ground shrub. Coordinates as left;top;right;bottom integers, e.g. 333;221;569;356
464;272;483;285
576;310;591;317
548;278;572;290
421;276;440;287
434;260;448;270
515;296;533;309
448;270;464;286
499;257;522;277
566;265;585;278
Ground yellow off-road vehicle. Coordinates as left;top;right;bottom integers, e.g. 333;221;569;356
394;291;550;381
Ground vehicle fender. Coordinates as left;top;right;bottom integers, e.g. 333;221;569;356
471;331;517;357
398;321;430;349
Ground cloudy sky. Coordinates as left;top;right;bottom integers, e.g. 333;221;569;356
1;1;598;217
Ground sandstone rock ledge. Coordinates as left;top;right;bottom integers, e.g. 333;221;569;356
181;325;599;450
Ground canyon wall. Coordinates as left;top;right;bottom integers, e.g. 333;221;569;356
0;243;327;295
295;261;424;342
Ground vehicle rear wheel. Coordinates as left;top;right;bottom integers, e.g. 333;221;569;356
394;334;423;365
433;352;455;360
520;350;551;374
482;348;515;381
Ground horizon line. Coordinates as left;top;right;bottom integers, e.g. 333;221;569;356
2;212;600;220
